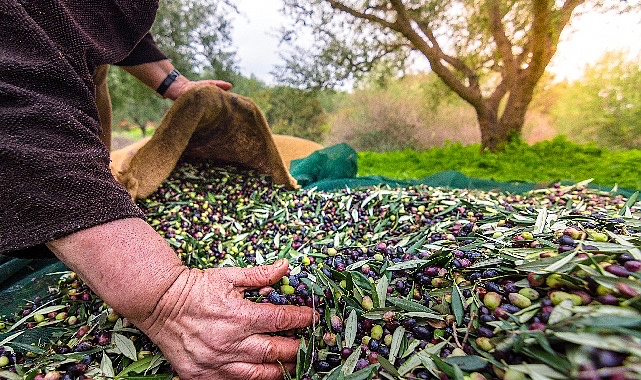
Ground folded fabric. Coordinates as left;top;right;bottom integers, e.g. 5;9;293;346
110;85;302;200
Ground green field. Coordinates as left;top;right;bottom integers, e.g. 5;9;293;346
357;137;641;191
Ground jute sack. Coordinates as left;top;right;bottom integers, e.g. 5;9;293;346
108;84;306;200
270;135;324;170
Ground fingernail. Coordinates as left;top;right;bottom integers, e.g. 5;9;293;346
274;258;287;267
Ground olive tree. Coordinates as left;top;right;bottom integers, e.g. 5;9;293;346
277;0;637;151
152;0;239;79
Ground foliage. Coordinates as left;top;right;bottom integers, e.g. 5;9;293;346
324;73;480;151
549;51;641;149
108;67;172;136
326;85;425;152
151;0;239;77
357;136;641;190
229;80;331;143
277;0;639;151
257;87;329;142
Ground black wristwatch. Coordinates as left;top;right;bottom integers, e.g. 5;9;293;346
156;69;181;97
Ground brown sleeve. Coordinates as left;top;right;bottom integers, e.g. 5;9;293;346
114;33;168;66
0;0;150;259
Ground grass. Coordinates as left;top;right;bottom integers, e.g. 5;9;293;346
357;136;641;191
112;128;151;141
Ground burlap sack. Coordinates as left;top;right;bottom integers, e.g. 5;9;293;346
270;135;324;170
109;84;310;200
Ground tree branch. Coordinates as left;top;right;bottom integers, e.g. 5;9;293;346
486;0;517;79
325;0;396;29
388;0;483;107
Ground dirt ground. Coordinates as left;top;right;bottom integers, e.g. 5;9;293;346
111;135;138;151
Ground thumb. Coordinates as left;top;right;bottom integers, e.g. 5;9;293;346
220;259;290;288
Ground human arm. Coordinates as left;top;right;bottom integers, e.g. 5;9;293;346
120;60;233;100
46;217;316;380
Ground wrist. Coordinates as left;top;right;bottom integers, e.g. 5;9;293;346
156;69;181;98
136;267;199;337
161;74;190;101
47;218;186;323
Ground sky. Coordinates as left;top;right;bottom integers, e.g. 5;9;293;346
231;1;641;84
231;0;289;84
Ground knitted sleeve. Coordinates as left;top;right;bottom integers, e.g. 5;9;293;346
0;0;157;258
115;33;168;66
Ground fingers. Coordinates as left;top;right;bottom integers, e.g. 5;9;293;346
213;80;233;91
220;259;290;288
243;302;318;334
196;79;233;91
234;335;301;364
216;362;295;380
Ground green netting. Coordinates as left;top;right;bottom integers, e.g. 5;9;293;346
0;258;68;324
289;143;358;187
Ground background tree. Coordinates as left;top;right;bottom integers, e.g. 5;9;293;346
257;87;329;142
277;0;637;151
550;51;641;149
152;0;239;80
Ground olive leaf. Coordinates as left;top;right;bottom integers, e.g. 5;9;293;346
431;354;462;379
520;346;571;375
344;310;358;348
443;355;488;371
348;271;372;292
397;342;446;376
343;363;380;380
6;304;66;333
618;191;638;216
341;348;361;375
101;352;115;378
451;284;465;325
406;235;427;255
387;259;430;271
146;352;166;375
553;332;641;355
386;297;435;313
375;276;389;308
388;326;406;365
547;300;575;325
376;355;401;377
296;337;313;380
0;371;21;380
0;330;25;346
115;355;157;378
113;333;138;362
505;363;567;380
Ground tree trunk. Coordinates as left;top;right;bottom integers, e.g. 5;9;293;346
476;98;526;152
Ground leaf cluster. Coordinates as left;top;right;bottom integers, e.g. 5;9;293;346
549;51;641;150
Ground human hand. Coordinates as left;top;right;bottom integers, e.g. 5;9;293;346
135;259;316;380
121;60;233;101
164;78;233;101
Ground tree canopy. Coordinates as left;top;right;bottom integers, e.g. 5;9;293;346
277;0;638;151
551;51;641;149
